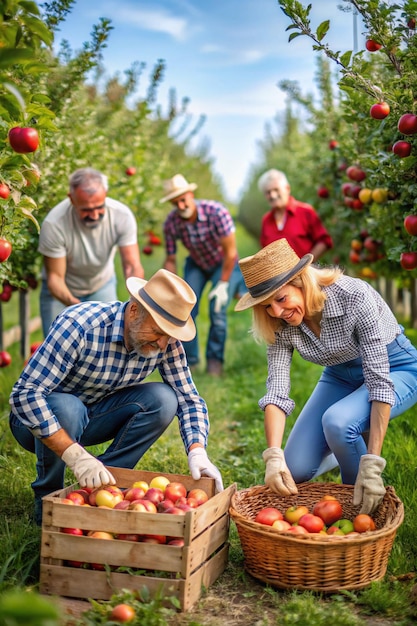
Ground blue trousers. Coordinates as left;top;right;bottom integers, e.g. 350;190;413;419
40;275;118;337
284;332;417;485
9;383;178;524
182;257;245;365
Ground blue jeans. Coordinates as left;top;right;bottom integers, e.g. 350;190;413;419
40;275;118;337
182;257;244;365
9;383;178;524
284;331;417;485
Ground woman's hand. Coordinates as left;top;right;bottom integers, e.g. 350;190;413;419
262;447;298;495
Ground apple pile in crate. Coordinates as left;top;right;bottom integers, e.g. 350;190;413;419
255;494;376;537
61;475;209;552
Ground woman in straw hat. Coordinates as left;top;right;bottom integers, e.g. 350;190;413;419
235;239;417;515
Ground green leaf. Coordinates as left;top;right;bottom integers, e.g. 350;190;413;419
289;32;303;42
0;48;35;68
339;51;353;68
18;1;41;15
316;20;330;42
20;15;54;46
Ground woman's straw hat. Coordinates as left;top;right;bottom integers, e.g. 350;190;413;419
126;269;196;341
234;239;313;311
159;174;198;203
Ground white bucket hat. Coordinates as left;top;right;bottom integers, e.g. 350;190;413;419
159;174;198;203
126;269;196;341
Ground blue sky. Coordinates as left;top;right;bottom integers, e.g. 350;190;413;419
54;1;365;201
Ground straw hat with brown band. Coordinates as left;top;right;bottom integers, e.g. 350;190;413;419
126;269;197;341
234;239;314;312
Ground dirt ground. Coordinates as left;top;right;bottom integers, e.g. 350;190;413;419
57;566;416;626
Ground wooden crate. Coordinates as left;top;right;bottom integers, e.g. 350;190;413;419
39;467;236;611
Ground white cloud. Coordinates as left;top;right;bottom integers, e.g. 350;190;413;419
114;7;188;40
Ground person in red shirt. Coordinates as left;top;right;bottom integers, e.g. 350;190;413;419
258;169;333;261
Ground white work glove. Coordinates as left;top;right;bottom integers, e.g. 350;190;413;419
188;447;224;492
353;453;386;514
262;447;298;495
208;281;229;313
61;443;116;489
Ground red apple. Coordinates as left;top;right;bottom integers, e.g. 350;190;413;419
143;487;164;505
164;482;187;502
365;39;382;51
167;538;185;546
110;603;136;623
0;183;10;199
353;514;376;533
328;139;338;150
0;238;12;263
326;525;345;536
30;341;43;354
317;186;329;198
125;167;136;176
346;165;366;182
298;513;325;533
404;215;417;236
370;102;390;119
8;126;39;153
286;524;309;535
163;506;187;515
400;252;417;270
61;527;84;535
142;245;153;255
408;17;416;29
66;491;88;506
312;499;343;525
397;113;417;135
254;507;283;526
187;488;209;506
140;534;166;544
123;486;146;502
0;351;12;368
129;499;157;513
157;498;175;512
113;500;130;510
392;140;412;157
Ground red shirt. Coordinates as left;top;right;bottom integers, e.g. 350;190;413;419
260;196;333;256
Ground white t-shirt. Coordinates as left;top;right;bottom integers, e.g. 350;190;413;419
38;197;138;296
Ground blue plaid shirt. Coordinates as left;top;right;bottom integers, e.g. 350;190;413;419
9;301;209;450
260;276;401;415
163;199;236;271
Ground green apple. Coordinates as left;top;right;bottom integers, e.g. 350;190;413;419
333;518;354;534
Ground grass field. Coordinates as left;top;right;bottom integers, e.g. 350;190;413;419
1;226;416;625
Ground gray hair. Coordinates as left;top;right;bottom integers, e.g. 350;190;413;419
257;169;289;193
69;168;108;195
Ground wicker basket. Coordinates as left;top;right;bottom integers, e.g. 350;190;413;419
230;482;404;592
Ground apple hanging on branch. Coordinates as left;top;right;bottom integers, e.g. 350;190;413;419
0;238;12;263
400;252;417;270
404;215;417;236
8;126;39;153
370;101;390;119
397;113;417;135
392;140;412;157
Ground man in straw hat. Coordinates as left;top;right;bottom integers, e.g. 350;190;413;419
235;238;417;515
9;269;223;525
160;173;245;376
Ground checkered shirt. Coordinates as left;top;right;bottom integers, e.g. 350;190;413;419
259;276;401;415
9;301;209;449
163;199;236;271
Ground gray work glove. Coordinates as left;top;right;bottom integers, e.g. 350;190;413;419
262;447;298;495
353;454;386;514
188;447;224;492
62;443;116;489
208;281;229;313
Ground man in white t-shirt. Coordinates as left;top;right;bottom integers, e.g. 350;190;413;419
38;167;144;336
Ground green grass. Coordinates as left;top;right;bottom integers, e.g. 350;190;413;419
1;226;417;625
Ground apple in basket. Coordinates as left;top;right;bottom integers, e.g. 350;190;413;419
254;507;283;526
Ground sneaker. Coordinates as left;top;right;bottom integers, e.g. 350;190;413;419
206;359;223;376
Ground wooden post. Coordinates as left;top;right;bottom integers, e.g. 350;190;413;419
19;289;30;358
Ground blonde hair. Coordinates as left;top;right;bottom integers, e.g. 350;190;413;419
251;265;343;344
